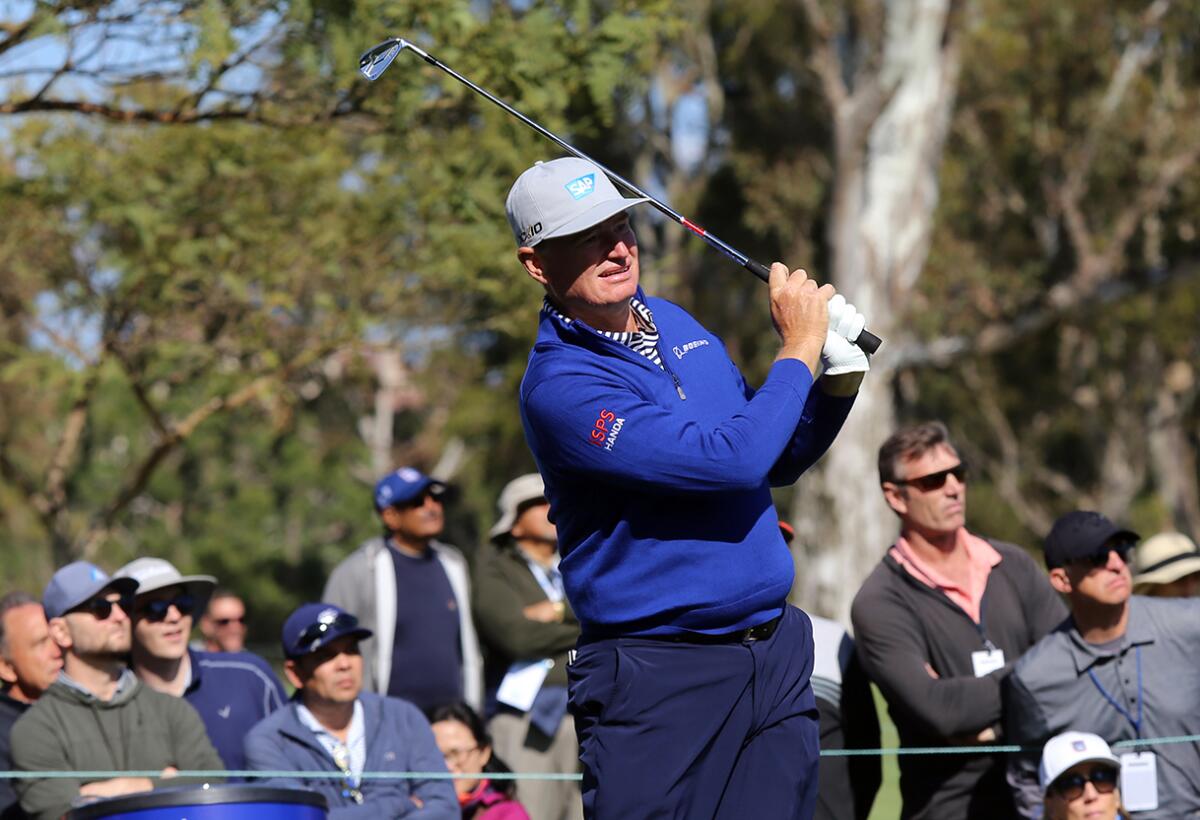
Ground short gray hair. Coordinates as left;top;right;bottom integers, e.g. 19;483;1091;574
0;591;39;657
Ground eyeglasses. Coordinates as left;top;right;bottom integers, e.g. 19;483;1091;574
897;463;968;492
1074;544;1134;569
213;616;246;627
1052;766;1119;800
73;595;133;621
296;612;360;653
137;594;197;623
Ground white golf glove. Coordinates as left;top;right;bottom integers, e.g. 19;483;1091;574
822;294;870;375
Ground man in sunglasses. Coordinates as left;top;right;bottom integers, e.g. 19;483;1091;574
114;558;286;771
244;602;457;818
324;467;483;714
851;422;1066;820
198;590;249;653
1005;510;1200;818
10;562;223;819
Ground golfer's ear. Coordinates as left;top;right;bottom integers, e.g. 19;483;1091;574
518;247;548;286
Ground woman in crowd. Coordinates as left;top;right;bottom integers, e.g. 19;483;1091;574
1041;731;1126;820
431;703;530;820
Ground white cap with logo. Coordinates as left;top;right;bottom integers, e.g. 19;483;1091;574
1039;731;1121;794
505;157;648;248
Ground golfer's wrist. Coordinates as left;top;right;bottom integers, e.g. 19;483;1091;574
776;337;824;372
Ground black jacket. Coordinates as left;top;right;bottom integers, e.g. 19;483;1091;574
850;539;1065;820
0;692;29;819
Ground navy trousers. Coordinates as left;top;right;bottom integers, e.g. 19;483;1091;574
567;605;820;820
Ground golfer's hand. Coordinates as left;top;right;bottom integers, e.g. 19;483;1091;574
769;262;833;374
820;294;870;395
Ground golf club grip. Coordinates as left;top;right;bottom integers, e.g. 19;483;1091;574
744;259;883;354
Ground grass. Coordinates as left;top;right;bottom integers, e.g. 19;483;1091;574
867;684;903;820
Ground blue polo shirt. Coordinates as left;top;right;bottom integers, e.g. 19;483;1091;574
386;546;462;712
184;649;287;770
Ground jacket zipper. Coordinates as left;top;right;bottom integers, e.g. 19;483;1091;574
573;320;687;401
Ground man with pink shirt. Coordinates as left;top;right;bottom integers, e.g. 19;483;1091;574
851;421;1065;820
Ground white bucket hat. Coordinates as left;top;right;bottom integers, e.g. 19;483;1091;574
489;473;548;543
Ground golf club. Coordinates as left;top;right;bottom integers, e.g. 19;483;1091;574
359;37;882;354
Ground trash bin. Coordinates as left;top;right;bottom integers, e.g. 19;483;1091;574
65;784;328;819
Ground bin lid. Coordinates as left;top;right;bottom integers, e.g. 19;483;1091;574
67;784;329;819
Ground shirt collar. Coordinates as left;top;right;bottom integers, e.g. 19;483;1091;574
1065;598;1154;674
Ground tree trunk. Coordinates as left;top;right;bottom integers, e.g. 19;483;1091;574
790;0;960;623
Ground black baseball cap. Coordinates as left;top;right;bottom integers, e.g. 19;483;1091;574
1043;511;1140;569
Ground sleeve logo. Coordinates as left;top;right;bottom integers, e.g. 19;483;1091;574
588;408;626;451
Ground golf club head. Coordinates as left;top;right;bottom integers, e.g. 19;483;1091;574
359;38;408;81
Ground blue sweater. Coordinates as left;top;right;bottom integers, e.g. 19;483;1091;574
184;649;287;770
519;292;854;636
243;691;457;819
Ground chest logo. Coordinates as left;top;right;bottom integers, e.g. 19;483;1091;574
217;705;232;719
672;339;710;360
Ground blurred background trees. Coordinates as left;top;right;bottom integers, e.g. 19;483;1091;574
1;0;1197;632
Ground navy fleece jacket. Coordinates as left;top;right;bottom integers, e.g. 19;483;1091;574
519;290;854;636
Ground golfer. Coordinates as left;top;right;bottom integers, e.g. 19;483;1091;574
507;157;869;819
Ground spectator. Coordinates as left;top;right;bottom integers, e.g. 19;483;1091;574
11;562;222;820
1040;731;1126;820
324;467;483;714
1131;532;1200;598
851;421;1066;820
0;592;63;819
473;473;581;820
198;590;249;653
779;522;880;820
1005;511;1200;818
115;558;287;770
431;702;530;820
244;602;457;818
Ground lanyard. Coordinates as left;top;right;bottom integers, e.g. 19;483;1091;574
1087;644;1143;738
524;557;565;603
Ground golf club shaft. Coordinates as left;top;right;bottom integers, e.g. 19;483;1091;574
361;38;882;355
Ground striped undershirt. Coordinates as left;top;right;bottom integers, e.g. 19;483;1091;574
542;296;664;368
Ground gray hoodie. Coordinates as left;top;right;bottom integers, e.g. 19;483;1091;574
10;669;224;820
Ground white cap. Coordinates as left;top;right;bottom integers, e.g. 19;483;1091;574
505;157;648;247
114;557;217;604
489;473;547;543
1132;531;1200;589
1039;731;1120;794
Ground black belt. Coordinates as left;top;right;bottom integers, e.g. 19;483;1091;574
649;614;783;645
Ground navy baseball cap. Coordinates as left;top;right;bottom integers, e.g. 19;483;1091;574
373;467;447;511
1043;511;1140;569
43;561;139;619
282;603;373;659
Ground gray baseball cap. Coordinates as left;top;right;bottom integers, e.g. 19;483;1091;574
43;561;139;619
505;157;648;248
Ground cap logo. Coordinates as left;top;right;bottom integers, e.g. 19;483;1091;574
317;607;340;625
1072;740;1086;751
90;567;103;581
564;174;596;200
397;467;421;482
519;221;542;244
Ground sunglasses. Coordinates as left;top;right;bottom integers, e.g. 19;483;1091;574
296;612;360;653
137;594;197;622
898;463;969;492
213;616;246;627
1052;766;1118;800
74;595;133;621
1074;543;1134;569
